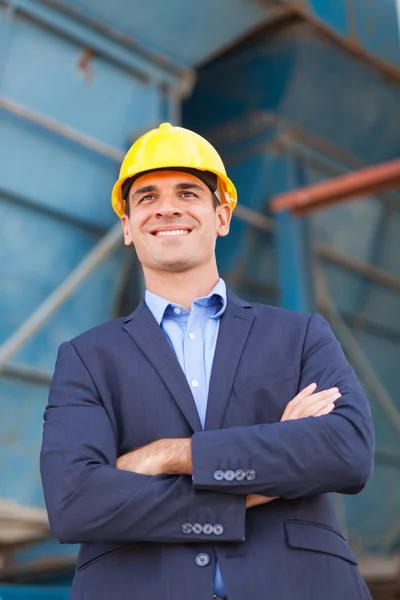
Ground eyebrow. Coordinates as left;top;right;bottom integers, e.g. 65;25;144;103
131;182;206;200
132;185;157;198
175;182;205;192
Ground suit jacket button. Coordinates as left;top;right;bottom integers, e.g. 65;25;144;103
246;469;257;481
213;524;224;536
235;469;246;481
203;524;213;535
224;470;235;481
213;470;225;481
182;523;192;534
192;523;203;534
195;553;210;567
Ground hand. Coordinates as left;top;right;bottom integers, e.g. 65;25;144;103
246;384;341;507
246;494;277;509
116;438;192;476
281;383;341;422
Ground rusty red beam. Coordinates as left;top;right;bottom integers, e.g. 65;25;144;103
270;157;400;215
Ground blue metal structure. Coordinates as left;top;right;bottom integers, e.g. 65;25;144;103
0;0;400;596
279;0;400;71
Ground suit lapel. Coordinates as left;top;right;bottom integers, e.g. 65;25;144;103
123;301;202;433
205;291;254;431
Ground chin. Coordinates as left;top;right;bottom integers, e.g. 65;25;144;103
160;261;193;273
154;256;196;272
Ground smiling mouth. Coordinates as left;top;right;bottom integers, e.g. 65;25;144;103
151;229;192;237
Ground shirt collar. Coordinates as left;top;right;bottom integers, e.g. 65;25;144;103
145;278;227;325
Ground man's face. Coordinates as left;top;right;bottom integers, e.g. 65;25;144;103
121;170;231;274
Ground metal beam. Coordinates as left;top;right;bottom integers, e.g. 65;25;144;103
266;0;400;81
314;243;400;294
271;156;316;311
213;112;400;212
0;0;189;86
275;208;315;311
374;451;400;470
0;223;123;371
1;363;52;385
0;186;108;236
34;0;185;76
233;205;400;294
0;94;125;163
315;263;400;439
270;157;400;214
340;312;400;344
234;204;274;233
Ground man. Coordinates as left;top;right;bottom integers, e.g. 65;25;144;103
40;123;374;600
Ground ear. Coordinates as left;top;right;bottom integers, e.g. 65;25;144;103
216;203;232;238
121;214;133;246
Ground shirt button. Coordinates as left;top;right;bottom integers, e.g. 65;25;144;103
182;523;192;534
191;380;199;388
246;469;257;481
173;307;182;314
213;470;225;481
213;524;224;536
195;553;210;567
192;523;203;534
188;332;196;340
203;524;213;535
224;470;236;481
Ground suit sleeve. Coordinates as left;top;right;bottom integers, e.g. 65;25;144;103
191;313;374;499
40;341;246;545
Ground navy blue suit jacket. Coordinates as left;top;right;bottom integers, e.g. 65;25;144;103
40;291;374;600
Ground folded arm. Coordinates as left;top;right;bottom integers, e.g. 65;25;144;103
40;341;246;545
191;313;374;499
117;381;341;507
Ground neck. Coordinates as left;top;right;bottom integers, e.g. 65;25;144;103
143;262;220;311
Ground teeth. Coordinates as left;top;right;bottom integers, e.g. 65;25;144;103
155;230;190;236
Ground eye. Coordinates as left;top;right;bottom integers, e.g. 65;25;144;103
181;191;196;198
138;194;156;203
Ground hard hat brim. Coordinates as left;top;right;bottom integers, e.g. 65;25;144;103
112;167;237;218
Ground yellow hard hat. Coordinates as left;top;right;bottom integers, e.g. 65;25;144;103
111;122;237;217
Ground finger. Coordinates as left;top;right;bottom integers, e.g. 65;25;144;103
292;383;318;402
286;388;340;420
246;494;276;509
281;383;317;420
314;402;335;417
300;388;339;406
303;394;341;417
299;388;340;411
288;386;338;413
246;494;259;509
286;393;340;421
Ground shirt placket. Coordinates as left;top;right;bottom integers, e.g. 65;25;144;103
183;305;207;429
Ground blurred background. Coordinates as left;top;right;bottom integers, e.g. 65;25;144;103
0;0;400;598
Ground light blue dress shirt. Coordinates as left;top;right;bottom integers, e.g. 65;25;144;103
145;278;228;597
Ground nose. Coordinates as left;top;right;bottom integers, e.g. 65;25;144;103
155;193;183;218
